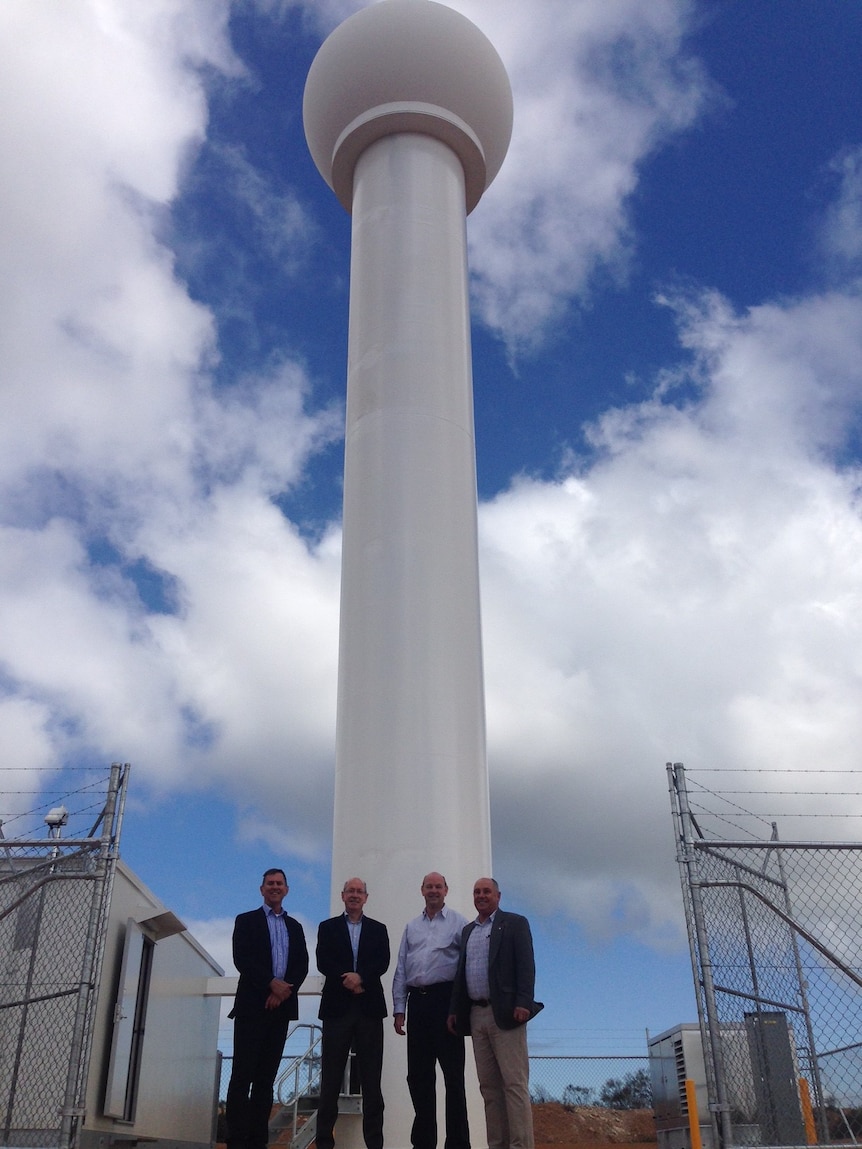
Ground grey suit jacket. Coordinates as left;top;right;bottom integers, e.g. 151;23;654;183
449;908;543;1034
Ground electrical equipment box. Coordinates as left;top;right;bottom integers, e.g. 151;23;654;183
649;1015;809;1149
649;1023;714;1149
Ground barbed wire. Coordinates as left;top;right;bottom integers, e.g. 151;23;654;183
0;770;113;835
688;804;764;839
0;765;113;772
687;767;862;773
678;767;862;847
695;789;862;796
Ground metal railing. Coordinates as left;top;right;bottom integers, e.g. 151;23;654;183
218;1047;653;1123
275;1023;324;1106
220;1023;367;1149
273;1023;323;1149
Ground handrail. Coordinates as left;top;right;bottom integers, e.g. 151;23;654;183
275;1022;323;1105
271;1022;323;1149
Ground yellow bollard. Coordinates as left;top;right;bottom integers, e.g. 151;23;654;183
685;1079;703;1149
798;1078;817;1144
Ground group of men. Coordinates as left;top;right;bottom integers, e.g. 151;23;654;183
226;868;541;1149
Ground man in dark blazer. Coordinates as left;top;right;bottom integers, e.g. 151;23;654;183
315;877;390;1149
226;868;309;1149
447;878;542;1149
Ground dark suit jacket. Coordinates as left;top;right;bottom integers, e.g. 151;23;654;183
316;914;390;1020
230;906;309;1021
449;909;542;1034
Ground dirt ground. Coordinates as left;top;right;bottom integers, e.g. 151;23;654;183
532;1101;657;1146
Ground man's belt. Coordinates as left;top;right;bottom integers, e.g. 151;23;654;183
469;998;490;1007
408;980;455;995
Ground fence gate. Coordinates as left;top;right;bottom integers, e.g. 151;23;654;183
0;763;128;1149
669;762;862;1148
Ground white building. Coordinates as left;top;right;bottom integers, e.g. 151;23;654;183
1;837;223;1149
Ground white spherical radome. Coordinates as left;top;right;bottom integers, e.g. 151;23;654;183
303;0;512;214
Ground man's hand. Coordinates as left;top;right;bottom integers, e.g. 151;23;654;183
341;971;364;994
394;1012;406;1035
446;1014;458;1035
265;979;294;1009
513;1006;530;1024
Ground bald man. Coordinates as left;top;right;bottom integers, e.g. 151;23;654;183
316;878;390;1149
448;878;542;1149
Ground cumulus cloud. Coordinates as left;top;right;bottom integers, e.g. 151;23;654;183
3;0;862;953
460;0;712;348
185;916;235;975
0;1;222;496
819;145;862;275
289;0;712;349
0;1;340;844
480;280;862;940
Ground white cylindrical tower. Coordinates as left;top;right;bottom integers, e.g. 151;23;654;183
304;5;512;1147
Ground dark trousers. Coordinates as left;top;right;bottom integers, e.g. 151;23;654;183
226;1008;291;1149
406;982;470;1149
316;1001;385;1149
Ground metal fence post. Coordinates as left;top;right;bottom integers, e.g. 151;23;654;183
59;762;128;1149
669;762;734;1149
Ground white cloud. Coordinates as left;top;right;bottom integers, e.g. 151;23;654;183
460;0;712;348
288;0;712;349
0;699;57;823
0;518;187;769
0;0;228;494
820;145;862;274
207;144;319;268
184;915;235;975
479;282;862;940
0;0;340;839
142;484;342;820
3;0;862;954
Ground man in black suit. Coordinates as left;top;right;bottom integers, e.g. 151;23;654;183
447;878;542;1149
316;877;390;1149
226;868;309;1149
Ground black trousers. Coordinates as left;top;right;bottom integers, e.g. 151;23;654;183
406;982;470;1149
226;1008;291;1149
316;1000;385;1149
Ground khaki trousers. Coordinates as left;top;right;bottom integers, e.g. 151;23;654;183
469;1003;534;1149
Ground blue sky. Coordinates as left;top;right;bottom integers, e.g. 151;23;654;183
2;0;862;1058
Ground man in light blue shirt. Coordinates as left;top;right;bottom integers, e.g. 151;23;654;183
393;873;470;1149
447;879;541;1149
226;869;309;1149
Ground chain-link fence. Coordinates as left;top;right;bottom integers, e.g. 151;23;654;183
670;762;862;1147
529;1056;651;1108
217;1052;651;1112
0;764;128;1149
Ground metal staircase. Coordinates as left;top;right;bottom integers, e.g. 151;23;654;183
270;1024;321;1149
269;1024;362;1149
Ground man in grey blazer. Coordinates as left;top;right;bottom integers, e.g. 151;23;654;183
448;878;542;1149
